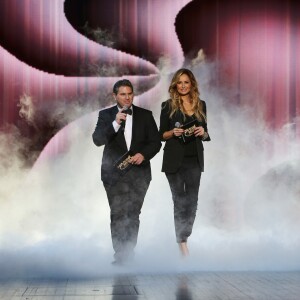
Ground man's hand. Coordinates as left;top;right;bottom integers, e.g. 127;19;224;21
130;153;145;165
115;111;127;125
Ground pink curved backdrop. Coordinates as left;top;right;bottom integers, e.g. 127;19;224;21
0;0;300;164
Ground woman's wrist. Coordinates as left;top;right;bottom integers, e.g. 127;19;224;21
163;129;174;140
201;132;209;140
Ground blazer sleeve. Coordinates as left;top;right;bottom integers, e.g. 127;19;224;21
201;100;211;142
159;100;171;141
92;109;117;147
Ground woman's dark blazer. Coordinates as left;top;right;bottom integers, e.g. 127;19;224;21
159;99;210;173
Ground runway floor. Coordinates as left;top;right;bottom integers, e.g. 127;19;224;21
0;271;299;300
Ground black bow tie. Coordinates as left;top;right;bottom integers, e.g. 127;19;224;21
123;107;132;115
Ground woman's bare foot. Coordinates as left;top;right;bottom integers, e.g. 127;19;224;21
178;242;189;257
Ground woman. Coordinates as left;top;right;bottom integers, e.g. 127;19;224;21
159;68;210;256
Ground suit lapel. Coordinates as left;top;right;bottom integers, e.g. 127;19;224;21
109;105;118;120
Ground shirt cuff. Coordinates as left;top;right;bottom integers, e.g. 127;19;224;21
113;120;121;132
201;132;209;141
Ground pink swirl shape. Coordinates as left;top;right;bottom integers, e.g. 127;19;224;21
33;0;191;165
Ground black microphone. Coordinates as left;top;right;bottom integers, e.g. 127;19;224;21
123;106;132;115
120;105;132;128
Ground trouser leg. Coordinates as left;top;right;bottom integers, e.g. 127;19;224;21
125;179;149;250
104;176;149;261
166;156;201;243
183;158;202;241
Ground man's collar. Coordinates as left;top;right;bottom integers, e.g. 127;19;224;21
116;104;133;113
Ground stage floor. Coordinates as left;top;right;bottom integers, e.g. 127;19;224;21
0;271;299;299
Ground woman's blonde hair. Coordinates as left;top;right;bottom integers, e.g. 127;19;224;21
168;68;206;122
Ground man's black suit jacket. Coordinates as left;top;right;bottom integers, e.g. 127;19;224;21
159;99;211;173
93;104;161;186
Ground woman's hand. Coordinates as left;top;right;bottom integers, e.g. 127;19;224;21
173;127;184;137
194;126;205;137
162;127;184;140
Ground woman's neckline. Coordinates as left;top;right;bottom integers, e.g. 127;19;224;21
184;112;195;117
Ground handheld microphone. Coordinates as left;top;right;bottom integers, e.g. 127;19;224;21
174;122;183;139
175;122;181;128
123;105;132;115
120;105;132;127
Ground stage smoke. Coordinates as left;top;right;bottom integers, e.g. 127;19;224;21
0;60;300;279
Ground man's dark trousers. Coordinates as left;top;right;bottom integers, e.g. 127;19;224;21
104;168;149;261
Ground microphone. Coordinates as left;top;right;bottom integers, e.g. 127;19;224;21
120;105;132;128
174;122;183;139
123;105;132;115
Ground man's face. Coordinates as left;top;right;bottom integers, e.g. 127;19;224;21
114;86;134;108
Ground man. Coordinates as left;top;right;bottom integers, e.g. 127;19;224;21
92;79;161;265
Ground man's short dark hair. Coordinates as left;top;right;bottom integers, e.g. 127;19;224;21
113;79;134;95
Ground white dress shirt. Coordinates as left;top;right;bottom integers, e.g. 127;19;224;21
112;106;133;150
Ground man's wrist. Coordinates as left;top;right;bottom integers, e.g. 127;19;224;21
112;120;121;132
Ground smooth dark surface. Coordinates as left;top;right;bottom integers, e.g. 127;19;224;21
0;271;299;299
